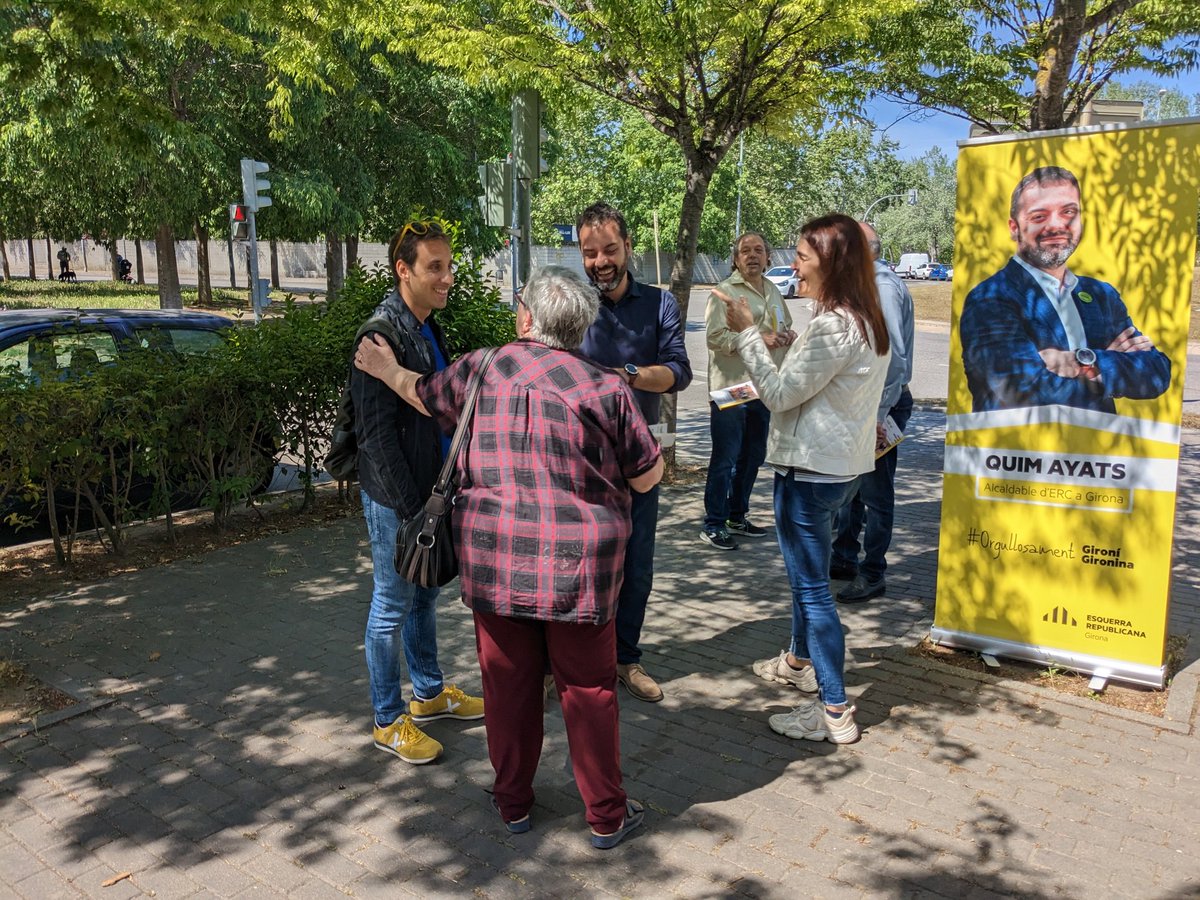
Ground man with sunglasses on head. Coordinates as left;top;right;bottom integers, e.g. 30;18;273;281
351;221;483;765
578;202;692;703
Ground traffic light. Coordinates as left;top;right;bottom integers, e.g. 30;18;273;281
240;158;272;212
229;204;249;241
477;161;512;227
511;89;547;182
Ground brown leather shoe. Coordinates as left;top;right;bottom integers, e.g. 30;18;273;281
616;663;664;702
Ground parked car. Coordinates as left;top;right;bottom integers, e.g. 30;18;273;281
894;253;930;279
926;263;951;281
0;309;275;542
0;308;230;380
764;265;799;298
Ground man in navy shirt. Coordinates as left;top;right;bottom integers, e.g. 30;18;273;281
578;202;692;702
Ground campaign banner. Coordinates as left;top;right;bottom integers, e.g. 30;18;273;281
934;118;1200;688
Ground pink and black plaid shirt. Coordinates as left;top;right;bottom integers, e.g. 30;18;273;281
417;340;661;625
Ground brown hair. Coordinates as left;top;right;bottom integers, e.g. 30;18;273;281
799;213;889;357
731;232;769;274
387;221;451;287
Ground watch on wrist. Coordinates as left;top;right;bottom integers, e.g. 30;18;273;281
624;363;640;385
1074;347;1098;377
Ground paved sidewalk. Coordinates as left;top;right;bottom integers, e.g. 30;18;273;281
2;406;1198;898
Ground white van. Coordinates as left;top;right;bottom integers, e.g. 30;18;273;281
894;253;929;279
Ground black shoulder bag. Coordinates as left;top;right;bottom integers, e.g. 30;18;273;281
394;347;500;588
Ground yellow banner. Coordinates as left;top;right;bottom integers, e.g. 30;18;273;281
935;120;1200;685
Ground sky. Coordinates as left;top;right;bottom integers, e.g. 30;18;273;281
867;72;1200;162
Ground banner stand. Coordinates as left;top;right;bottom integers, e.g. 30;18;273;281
931;626;1166;689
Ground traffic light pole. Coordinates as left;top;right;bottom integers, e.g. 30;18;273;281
247;211;263;323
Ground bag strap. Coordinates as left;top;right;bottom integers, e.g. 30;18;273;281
431;346;500;496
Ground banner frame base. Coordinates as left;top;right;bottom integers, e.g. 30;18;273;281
930;627;1165;690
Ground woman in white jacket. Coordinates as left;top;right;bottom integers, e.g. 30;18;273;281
717;214;890;744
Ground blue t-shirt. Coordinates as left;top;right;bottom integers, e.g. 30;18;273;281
420;321;452;457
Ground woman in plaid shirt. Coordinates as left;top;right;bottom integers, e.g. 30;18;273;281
356;266;663;849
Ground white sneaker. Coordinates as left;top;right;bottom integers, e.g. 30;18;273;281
752;650;818;693
769;701;860;744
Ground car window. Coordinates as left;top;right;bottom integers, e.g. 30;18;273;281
133;327;224;357
0;328;119;382
766;267;791;276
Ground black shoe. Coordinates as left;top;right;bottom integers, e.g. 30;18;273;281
726;518;768;538
838;575;886;603
829;562;858;580
700;529;737;550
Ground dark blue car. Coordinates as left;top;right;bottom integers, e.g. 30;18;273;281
0;308;229;381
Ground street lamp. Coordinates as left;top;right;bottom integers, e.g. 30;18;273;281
863;189;918;222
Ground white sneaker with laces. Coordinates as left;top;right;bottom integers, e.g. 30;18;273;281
769;701;860;744
752;650;818;693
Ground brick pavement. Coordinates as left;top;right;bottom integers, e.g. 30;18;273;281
2;405;1198;899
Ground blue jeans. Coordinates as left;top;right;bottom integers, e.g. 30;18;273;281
361;491;443;725
774;474;859;707
615;485;659;665
703;400;769;531
832;389;913;581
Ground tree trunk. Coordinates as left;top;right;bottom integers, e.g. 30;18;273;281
135;240;145;283
44;236;52;279
155;224;183;309
1030;0;1086;130
27;237;36;279
346;234;360;273
0;228;10;280
109;242;119;280
194;221;212;305
325;232;344;299
269;238;280;289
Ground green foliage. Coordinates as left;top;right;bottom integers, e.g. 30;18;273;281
0;223;516;557
874;0;1200;132
874;147;957;261
0;278;245;311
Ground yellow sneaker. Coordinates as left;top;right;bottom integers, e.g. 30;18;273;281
409;684;485;722
373;714;443;764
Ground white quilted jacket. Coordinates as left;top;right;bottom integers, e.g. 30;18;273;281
734;309;887;477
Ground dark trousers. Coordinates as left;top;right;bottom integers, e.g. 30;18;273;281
703;399;769;531
473;610;626;834
832;389;913;581
616;485;659;665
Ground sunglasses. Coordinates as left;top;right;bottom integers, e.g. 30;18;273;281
398;220;433;242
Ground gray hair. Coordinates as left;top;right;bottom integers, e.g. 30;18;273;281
522;266;600;349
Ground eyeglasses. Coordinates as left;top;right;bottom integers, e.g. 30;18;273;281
398;220;433;242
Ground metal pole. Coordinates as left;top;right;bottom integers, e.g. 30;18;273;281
653;211;662;286
734;133;745;238
247;211;262;323
227;232;237;289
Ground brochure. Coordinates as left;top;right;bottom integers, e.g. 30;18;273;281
876;414;905;458
710;380;759;410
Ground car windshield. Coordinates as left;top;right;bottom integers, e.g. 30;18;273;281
766;267;792;276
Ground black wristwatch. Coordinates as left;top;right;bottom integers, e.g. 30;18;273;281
624;363;640;385
1075;347;1097;377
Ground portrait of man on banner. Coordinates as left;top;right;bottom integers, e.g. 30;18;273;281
959;165;1171;414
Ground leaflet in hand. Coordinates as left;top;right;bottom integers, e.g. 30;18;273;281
876;414;905;458
710;380;759;410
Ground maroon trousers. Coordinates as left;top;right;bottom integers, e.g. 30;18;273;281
473;610;626;834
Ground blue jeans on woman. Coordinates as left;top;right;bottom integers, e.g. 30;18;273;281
773;474;859;707
361;491;444;725
703;399;770;531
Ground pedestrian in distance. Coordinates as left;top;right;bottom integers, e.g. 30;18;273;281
715;213;889;744
355;265;662;849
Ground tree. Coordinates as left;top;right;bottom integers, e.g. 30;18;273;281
874;148;957;261
876;0;1200;132
383;0;901;315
